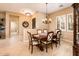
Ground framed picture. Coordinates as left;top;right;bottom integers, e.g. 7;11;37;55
56;15;66;31
60;15;66;31
56;16;60;30
67;13;73;32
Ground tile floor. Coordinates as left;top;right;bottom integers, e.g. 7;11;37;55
0;35;73;56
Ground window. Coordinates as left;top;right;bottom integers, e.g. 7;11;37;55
56;14;73;32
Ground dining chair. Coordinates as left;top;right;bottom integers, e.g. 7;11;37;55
27;31;39;54
37;29;42;34
56;30;61;45
43;29;48;33
52;30;61;47
41;31;54;52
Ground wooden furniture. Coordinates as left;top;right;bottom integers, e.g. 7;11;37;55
32;33;48;51
55;29;60;33
72;3;79;56
37;29;42;34
41;31;54;52
52;30;61;47
43;29;48;33
27;31;39;54
0;12;6;39
33;33;47;41
56;31;61;45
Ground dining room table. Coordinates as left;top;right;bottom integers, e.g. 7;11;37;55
32;33;48;51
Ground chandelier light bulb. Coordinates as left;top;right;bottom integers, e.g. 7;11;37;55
42;19;45;22
49;18;52;21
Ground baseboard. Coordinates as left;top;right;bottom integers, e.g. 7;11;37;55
62;39;73;46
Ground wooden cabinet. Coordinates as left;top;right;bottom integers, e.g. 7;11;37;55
73;45;79;56
0;12;6;39
73;3;79;56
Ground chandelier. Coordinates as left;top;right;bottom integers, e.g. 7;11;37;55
42;3;52;24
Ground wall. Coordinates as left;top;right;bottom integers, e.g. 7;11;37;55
10;15;19;33
5;11;48;42
35;12;48;29
48;7;73;44
4;7;73;43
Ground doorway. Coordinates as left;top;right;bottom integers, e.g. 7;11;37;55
9;15;19;38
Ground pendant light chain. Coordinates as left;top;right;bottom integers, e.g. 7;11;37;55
42;3;52;24
46;3;48;19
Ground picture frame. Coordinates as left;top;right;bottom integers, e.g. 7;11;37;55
56;15;66;31
56;16;60;30
60;15;66;31
66;13;73;32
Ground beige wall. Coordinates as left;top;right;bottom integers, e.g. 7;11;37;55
48;7;73;44
0;12;5;18
9;15;19;32
1;7;73;44
5;11;48;42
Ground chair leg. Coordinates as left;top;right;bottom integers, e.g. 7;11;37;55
55;42;57;47
29;44;30;49
59;40;60;45
31;45;33;54
56;39;58;47
51;43;53;49
46;44;48;52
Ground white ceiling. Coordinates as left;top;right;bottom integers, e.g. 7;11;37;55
0;3;73;14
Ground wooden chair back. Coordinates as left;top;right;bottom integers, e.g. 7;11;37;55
27;31;32;43
43;29;48;33
56;31;61;39
47;31;54;41
37;29;42;34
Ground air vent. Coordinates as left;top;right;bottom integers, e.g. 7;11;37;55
59;5;63;7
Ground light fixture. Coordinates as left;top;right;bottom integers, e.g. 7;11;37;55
20;9;34;16
25;12;31;16
42;3;52;24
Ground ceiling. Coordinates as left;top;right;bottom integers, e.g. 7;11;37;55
0;3;73;14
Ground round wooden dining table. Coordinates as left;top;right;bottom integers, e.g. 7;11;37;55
32;33;47;51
